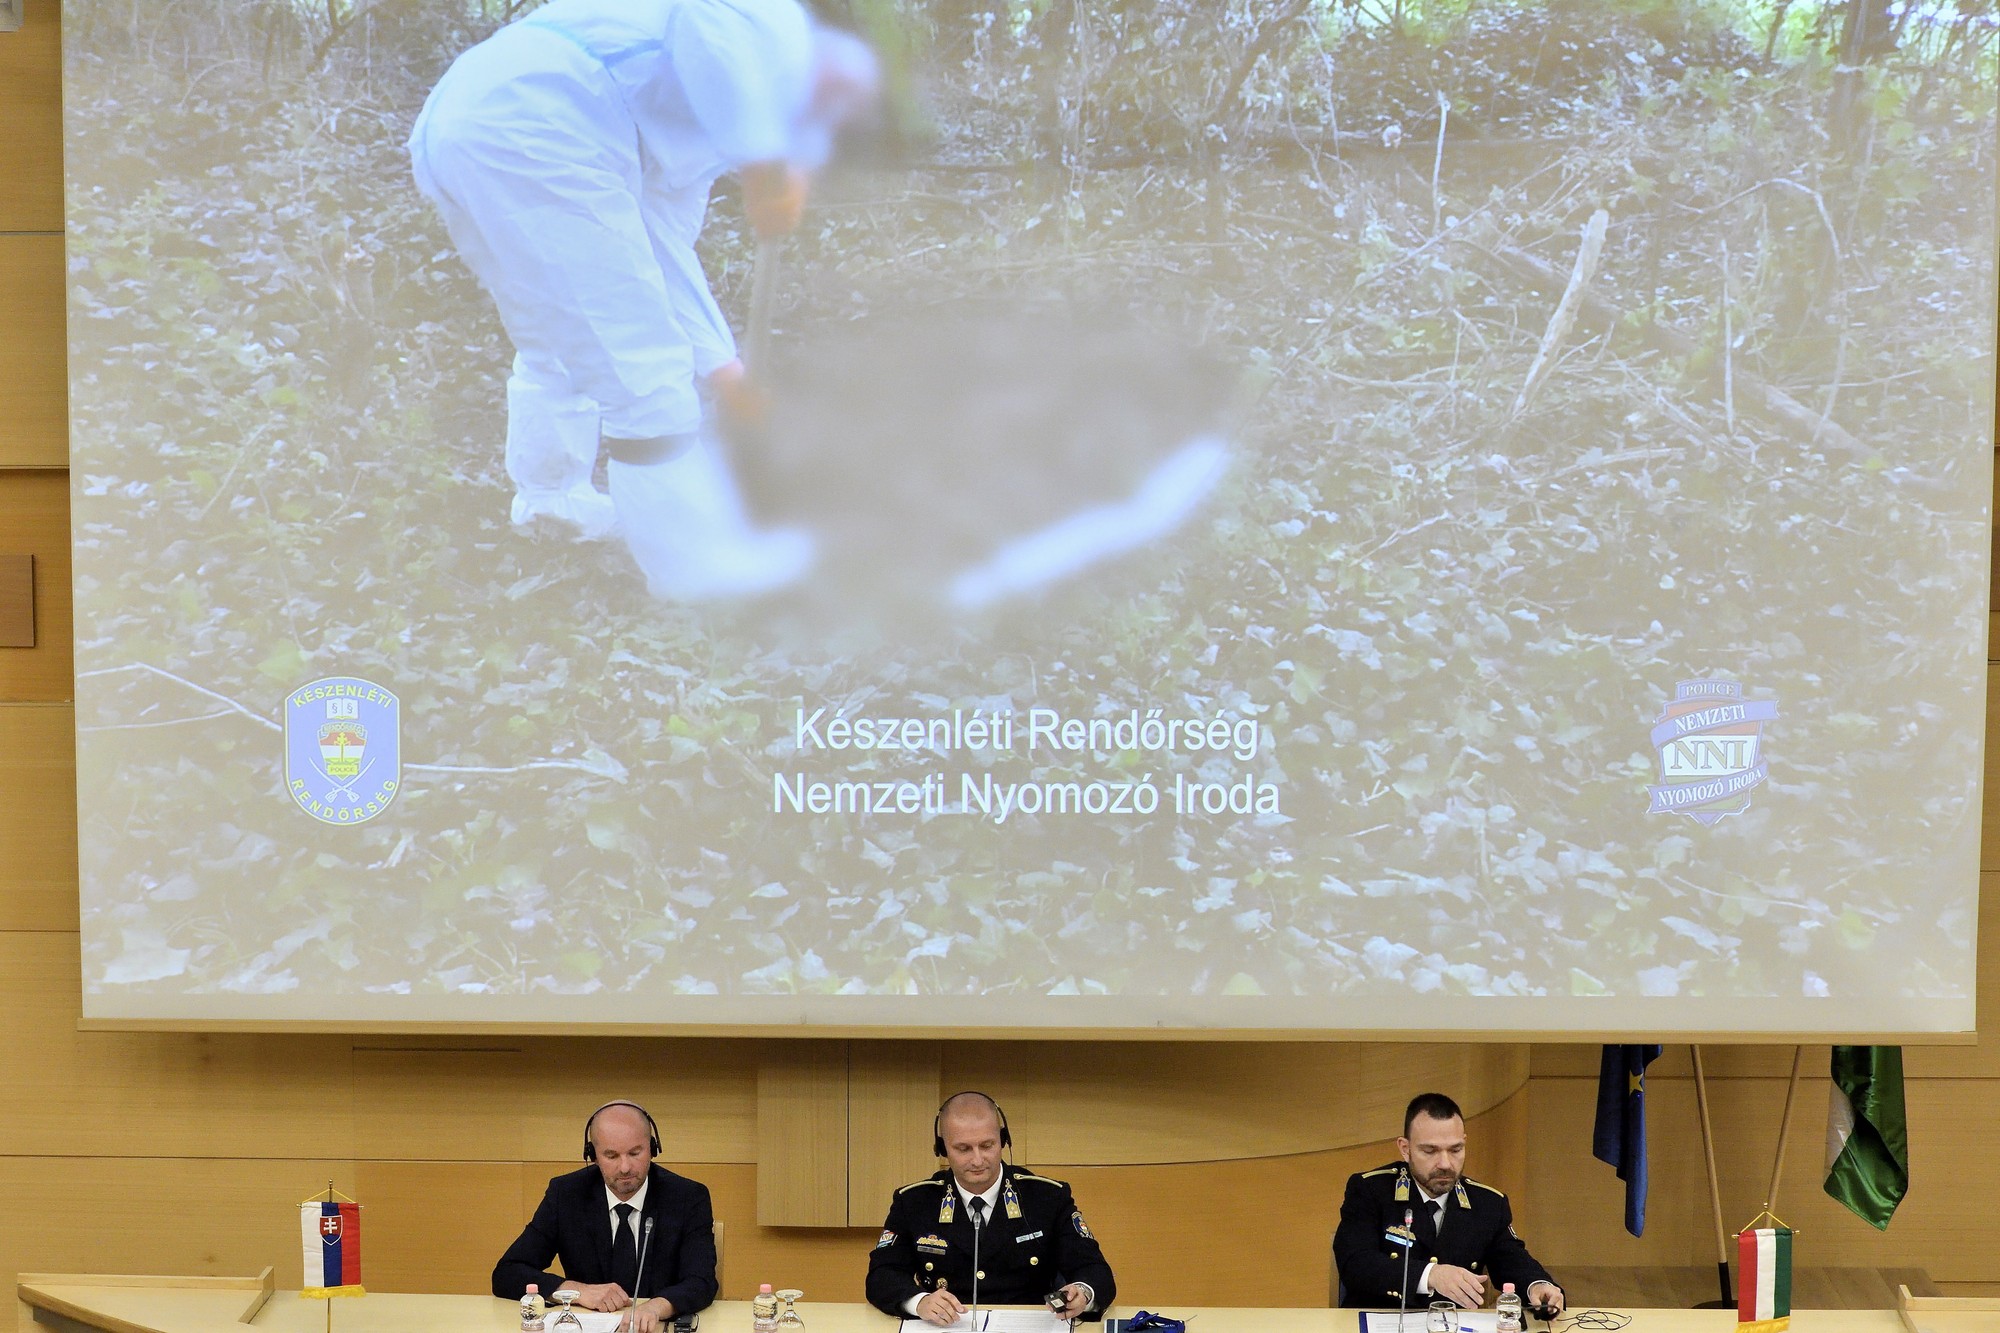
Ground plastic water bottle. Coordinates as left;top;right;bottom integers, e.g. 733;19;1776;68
753;1285;780;1333
1496;1284;1523;1333
520;1285;546;1333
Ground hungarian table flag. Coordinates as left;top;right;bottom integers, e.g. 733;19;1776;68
1737;1226;1791;1333
301;1200;364;1297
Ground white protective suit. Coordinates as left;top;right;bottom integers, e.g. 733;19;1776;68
409;0;832;594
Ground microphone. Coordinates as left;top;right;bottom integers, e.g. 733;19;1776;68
1397;1208;1415;1333
626;1216;656;1333
969;1195;984;1333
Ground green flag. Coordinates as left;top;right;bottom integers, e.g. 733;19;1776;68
1824;1046;1909;1229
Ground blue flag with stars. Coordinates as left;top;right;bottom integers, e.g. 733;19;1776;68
1593;1044;1663;1236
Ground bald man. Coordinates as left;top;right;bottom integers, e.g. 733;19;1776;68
867;1092;1116;1323
493;1101;718;1332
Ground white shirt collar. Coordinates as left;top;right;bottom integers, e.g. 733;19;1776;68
953;1173;1004;1214
606;1175;651;1221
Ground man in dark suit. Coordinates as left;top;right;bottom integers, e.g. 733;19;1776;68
1334;1092;1564;1313
494;1101;718;1332
867;1092;1116;1324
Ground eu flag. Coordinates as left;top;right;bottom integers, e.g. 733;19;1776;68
1593;1043;1662;1236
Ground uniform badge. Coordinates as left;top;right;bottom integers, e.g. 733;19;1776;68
876;1230;897;1250
1454;1182;1471;1210
1072;1211;1093;1240
1384;1225;1415;1249
1394;1167;1411;1203
917;1235;949;1254
286;677;400;825
938;1192;955;1224
1002;1179;1023;1220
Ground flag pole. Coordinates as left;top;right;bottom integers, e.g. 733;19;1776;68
1691;1046;1733;1307
1765;1046;1806;1213
325;1181;335;1333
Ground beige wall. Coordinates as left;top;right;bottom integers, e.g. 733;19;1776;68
2;1;1995;1314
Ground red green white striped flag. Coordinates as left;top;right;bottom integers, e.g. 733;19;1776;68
1737;1227;1791;1333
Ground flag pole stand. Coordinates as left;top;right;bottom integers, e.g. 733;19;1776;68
1765;1046;1806;1215
1691;1045;1734;1308
326;1181;335;1333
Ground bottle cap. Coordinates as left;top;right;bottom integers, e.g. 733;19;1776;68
760;1285;774;1294
1503;1285;1516;1294
527;1286;540;1295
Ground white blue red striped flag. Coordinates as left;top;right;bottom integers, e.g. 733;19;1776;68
301;1200;364;1298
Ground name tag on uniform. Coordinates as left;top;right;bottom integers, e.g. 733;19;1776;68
1384;1226;1416;1248
917;1235;949;1254
1016;1231;1044;1243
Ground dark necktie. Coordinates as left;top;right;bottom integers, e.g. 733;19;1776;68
1430;1199;1446;1238
613;1203;639;1293
969;1196;988;1230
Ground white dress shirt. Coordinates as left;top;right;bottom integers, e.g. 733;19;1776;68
555;1180;652;1300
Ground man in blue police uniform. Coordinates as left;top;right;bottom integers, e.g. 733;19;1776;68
867;1092;1117;1324
1334;1093;1564;1313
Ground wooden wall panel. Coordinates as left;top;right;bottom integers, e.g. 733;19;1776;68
0;932;356;1161
847;1040;940;1225
1519;1070;2000;1283
350;1038;759;1165
0;702;77;930
0;0;61;232
941;1041;1531;1164
0;470;70;699
0;238;68;468
356;1161;528;1296
757;1042;850;1227
0;1156;355;1316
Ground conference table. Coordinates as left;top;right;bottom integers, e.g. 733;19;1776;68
17;1278;2000;1333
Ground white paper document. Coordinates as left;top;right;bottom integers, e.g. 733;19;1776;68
542;1310;628;1333
901;1311;1070;1333
1359;1313;1498;1333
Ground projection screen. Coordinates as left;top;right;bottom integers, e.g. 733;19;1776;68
66;0;1993;1033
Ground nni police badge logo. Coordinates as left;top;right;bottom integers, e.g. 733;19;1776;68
1646;678;1778;825
286;676;400;824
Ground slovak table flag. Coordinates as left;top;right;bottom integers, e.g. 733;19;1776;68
1737;1226;1791;1333
301;1200;365;1297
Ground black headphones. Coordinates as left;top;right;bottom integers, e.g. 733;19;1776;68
583;1100;663;1162
933;1090;1012;1158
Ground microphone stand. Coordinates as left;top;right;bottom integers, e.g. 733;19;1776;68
626;1216;655;1333
1396;1208;1415;1333
969;1200;983;1333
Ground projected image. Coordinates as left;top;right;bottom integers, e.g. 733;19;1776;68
66;0;1994;1029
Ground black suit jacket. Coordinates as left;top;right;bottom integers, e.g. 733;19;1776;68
1332;1162;1558;1309
493;1163;718;1315
866;1165;1116;1319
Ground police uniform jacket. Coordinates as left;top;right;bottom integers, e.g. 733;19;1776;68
1332;1162;1559;1309
866;1165;1116;1319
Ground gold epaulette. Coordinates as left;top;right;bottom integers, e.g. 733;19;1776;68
896;1178;945;1194
1011;1171;1069;1188
1360;1167;1400;1178
1465;1178;1505;1197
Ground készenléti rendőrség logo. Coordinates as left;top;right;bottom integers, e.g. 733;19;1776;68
285;676;400;825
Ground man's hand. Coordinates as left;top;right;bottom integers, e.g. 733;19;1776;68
1053;1284;1091;1319
1429;1265;1488;1309
915;1290;966;1326
1526;1282;1564;1317
741;162;809;239
707;360;768;433
620;1298;675;1333
560;1284;631;1312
